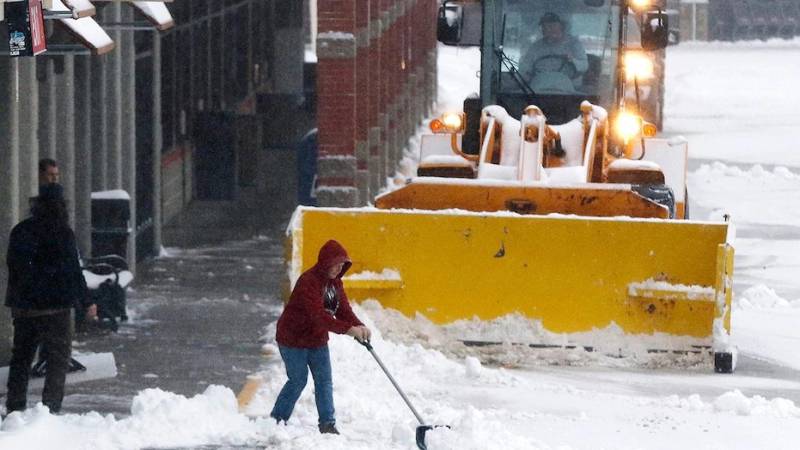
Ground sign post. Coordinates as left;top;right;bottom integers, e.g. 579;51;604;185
5;0;47;57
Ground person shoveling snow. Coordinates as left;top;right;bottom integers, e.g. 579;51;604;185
270;240;372;434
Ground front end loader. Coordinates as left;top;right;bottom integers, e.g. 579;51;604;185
289;0;736;373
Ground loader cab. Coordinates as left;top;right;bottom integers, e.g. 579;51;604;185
438;0;669;127
489;0;622;124
434;0;670;158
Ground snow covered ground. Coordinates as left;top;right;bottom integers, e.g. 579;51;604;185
3;40;800;450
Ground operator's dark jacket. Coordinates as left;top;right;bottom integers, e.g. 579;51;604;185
5;216;88;313
276;239;363;348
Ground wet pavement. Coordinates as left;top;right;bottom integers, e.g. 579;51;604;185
60;198;292;419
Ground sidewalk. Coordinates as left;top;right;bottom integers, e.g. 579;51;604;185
61;197;293;417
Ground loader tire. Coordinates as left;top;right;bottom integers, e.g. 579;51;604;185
714;352;735;374
632;184;675;219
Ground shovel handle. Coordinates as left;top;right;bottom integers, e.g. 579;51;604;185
359;340;426;425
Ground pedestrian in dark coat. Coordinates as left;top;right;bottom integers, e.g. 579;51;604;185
271;239;371;434
4;183;89;414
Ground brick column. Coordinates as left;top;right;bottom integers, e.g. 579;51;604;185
355;0;370;203
367;0;383;196
427;0;438;116
407;0;420;135
316;0;436;201
382;0;398;180
402;0;416;153
317;0;359;207
378;0;391;184
393;1;407;170
412;0;428;125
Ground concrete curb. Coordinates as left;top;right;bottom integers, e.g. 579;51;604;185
236;374;265;413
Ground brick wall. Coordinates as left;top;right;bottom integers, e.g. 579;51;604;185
316;0;437;206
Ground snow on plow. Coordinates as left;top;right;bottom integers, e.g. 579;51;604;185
287;206;735;372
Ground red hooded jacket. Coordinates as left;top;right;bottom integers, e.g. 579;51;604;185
276;240;364;348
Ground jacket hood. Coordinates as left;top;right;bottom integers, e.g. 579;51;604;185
314;239;352;279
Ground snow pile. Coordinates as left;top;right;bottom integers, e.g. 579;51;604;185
713;390;800;418
123;386;256;446
353;301;712;370
735;284;795;309
694;162;799;183
662;390;800;418
689;162;800;225
0;387;267;450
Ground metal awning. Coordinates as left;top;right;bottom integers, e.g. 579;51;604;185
131;2;174;31
52;0;115;55
2;0;174;53
61;0;95;18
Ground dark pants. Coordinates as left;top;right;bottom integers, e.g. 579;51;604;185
6;310;72;413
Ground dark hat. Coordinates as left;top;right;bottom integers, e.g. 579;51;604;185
539;12;563;25
38;182;64;201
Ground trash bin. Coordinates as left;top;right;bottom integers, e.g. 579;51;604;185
91;190;131;258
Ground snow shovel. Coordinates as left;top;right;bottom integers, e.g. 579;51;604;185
359;340;448;450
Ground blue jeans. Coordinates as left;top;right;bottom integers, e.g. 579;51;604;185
270;344;335;425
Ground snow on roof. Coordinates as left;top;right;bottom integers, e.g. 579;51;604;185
628;278;715;301
83;269;134;290
60;0;95;18
91;189;131;200
52;0;114;55
608;158;662;171
419;154;473;167
132;1;175;31
317;31;355;41
304;48;318;63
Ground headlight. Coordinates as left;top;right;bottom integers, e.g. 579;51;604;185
629;0;652;12
442;112;464;132
624;52;654;81
430;112;465;134
615;111;642;143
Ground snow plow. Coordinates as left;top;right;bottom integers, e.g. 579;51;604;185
288;0;736;373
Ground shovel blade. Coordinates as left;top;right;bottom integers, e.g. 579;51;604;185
416;425;450;450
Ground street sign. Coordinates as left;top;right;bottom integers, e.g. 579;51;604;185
5;0;47;56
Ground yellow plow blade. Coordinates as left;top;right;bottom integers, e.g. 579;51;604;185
288;207;732;349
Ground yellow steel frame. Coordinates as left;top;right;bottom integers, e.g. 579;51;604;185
290;208;731;342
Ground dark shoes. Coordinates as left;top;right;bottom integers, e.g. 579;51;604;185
269;415;339;435
44;403;61;414
270;414;286;425
319;422;340;434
